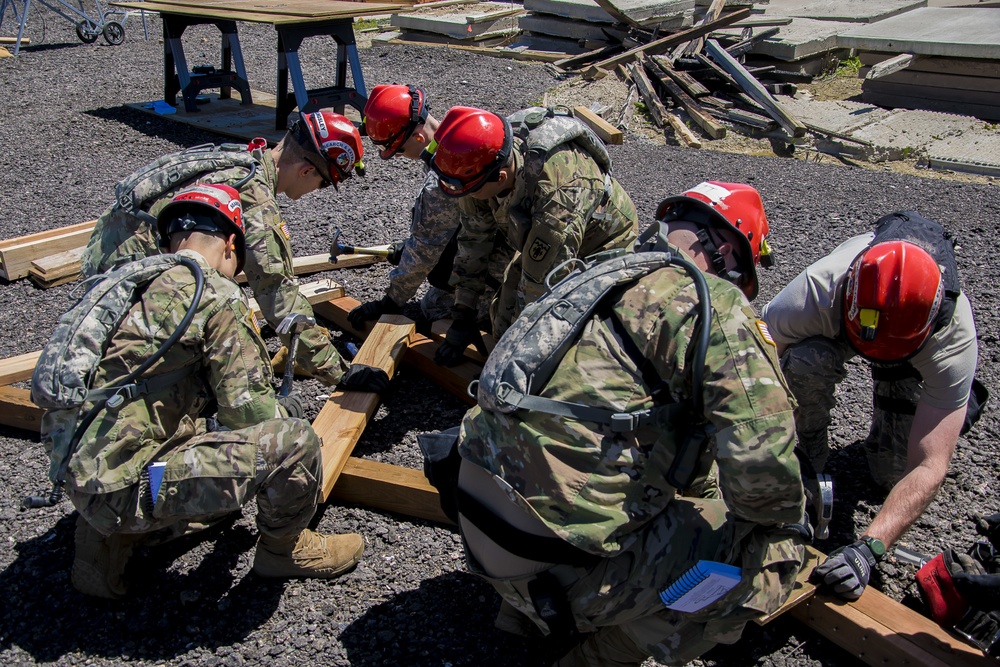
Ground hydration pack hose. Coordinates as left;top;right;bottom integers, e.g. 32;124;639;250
22;257;206;510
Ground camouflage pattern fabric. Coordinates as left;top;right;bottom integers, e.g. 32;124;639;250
386;170;511;323
452;142;639;338
781;335;917;488
59;249;320;537
457;261;806;664
81;146;347;385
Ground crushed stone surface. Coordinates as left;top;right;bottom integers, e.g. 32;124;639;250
1;16;998;667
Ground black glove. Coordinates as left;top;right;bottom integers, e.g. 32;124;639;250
339;365;391;393
277;393;306;419
347;296;402;330
975;513;1000;551
810;539;878;600
386;240;406;266
434;308;487;367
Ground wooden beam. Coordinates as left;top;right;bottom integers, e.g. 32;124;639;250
553;44;623;71
649;69;727;139
866;53;916;80
672;0;726;58
586;8;750;74
704;39;807;138
626;61;668;128
665;112;703;148
313;315;414;501
0;221;96;281
246;279;344;320
312;296;480;405
709;106;777;130
0;350;42;386
328;457;452;524
0;36;29;44
573;106;624;145
0;386;43;432
235;252;381;284
651;56;710;97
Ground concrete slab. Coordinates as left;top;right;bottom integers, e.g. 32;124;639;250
926;130;1000;176
763;0;927;23
850;109;985;159
838;7;1000;59
714;17;854;60
594;0;694;25
524;0;614;23
777;95;896;133
519;13;616;40
392;2;523;39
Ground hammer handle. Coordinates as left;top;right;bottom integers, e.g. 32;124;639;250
278;332;302;398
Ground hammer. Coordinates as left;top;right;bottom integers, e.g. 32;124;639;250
329;227;393;262
275;313;316;397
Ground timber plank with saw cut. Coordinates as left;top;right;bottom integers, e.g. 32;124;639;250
0;386;43;431
0;220;96;281
312;315;414;501
573;106;624;145
28;246;86;288
627;60;668;129
328;457;452;524
650;55;710;97
585;7;749;75
312;296;480;405
246;279;345;319
704;39;807;138
0;350;42;386
235;252;381;284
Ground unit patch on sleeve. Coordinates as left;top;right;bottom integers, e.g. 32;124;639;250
528;238;551;262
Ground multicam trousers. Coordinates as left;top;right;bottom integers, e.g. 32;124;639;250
70;418;322;540
779;336;920;488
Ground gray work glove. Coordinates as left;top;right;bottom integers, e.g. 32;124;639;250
434;307;487;367
347;295;402;330
386;240;406;266
811;539;878;600
277;393;306;419
339;365;391;393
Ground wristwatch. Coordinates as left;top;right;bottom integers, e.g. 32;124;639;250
861;536;887;561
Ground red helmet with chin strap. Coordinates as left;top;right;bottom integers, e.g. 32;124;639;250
425;106;512;197
842;240;943;362
157;183;247;273
295;110;366;186
362;84;430;159
656;181;773;299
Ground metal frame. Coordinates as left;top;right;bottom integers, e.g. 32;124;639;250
0;0;139;55
161;13;252;113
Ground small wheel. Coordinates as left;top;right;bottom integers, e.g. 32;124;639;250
102;20;125;46
76;19;99;43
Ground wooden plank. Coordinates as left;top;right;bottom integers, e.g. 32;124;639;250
648;67;727;139
127;91;285;146
0;351;42;386
0;386;43;432
866;53;915;80
328;457;452;524
235;252;380;284
709;106;777;130
30;246;85;278
246;279;344;319
672;0;725;58
665;112;702;148
573;106;624;145
313;315;414;501
704;39;806;138
696;52;741;89
312;296;479;405
112;0;403;23
0;221;96;281
0;36;29;44
554;44;623;71
586;7;750;73
651;56;710;97
627;61;668;128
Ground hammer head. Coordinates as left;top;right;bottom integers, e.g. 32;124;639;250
275;313;316;336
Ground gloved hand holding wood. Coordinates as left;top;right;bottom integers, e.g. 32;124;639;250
810;539;879;600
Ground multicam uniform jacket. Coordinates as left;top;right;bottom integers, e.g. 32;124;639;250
81;145;347;384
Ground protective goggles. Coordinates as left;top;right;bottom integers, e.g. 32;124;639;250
425;119;513;198
366;86;430;159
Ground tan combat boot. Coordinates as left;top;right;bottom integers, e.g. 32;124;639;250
253;529;364;579
71;515;142;600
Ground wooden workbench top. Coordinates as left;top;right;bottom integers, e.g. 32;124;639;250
112;0;406;23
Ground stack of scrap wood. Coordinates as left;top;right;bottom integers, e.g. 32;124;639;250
552;4;812;146
383;0;526;47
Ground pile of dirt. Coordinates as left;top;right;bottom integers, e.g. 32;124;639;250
0;16;997;667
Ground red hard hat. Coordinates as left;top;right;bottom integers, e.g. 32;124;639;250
362;84;429;159
157;183;247;273
297;110;366;185
656;182;773;299
842;240;943;362
426;106;512;197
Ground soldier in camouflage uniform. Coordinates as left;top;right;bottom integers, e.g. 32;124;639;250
81;110;366;386
443;183;806;666
347;85;511;329
762;213;981;601
61;185;379;599
424;106;639;366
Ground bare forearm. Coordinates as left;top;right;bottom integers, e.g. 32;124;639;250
865;464;944;546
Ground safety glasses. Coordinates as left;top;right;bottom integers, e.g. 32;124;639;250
435;161;504;197
303;154;335;189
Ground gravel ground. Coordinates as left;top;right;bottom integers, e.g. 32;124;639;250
1;15;999;667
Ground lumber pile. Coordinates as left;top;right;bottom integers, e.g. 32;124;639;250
382;0;525;47
0;221;96;281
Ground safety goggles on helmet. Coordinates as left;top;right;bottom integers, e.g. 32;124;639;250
361;85;430;159
425;113;513;198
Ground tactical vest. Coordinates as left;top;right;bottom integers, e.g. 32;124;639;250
867;211;961;333
31;255;204;487
115;143;259;217
504;107;615;247
475;241;713;488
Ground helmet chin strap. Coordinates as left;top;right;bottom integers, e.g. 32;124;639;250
694;226;743;286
